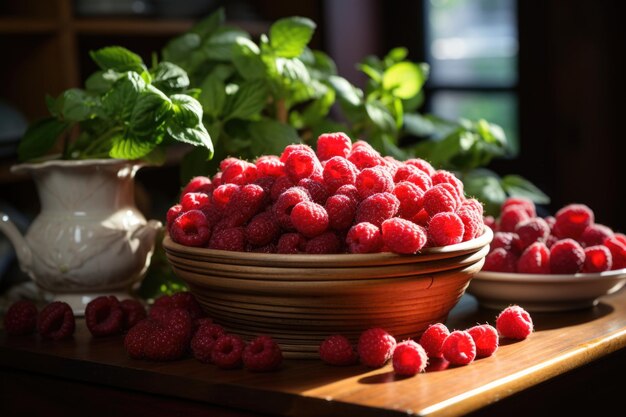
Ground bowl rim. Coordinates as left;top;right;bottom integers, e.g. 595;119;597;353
474;268;626;283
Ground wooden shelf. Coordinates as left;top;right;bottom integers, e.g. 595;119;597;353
74;18;195;36
0;17;59;34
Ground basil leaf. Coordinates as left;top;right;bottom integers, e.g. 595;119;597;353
365;102;397;133
167;95;213;155
501;175;550;204
202;27;250;61
232;38;265;80
85;70;122;93
224;79;268;120
151;62;190;93
60;89;100;122
162;33;201;65
463;171;507;216
101;72;146;121
382;62;427;99
328;76;362;107
18;117;70;161
109;132;159;160
130;87;172;138
90;46;145;74
199;72;226;117
269;17;316;58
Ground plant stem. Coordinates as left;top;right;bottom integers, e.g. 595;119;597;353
79;126;124;158
276;99;288;124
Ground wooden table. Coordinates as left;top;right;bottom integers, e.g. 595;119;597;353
2;290;626;417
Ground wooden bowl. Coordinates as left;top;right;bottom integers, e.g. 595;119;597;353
163;227;493;358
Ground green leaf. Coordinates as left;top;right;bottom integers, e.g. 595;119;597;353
130;87;172;138
384;47;408;65
232;37;266;80
463;171;507;216
151;62;190;93
269;16;316;58
365;102;397;133
275;57;310;83
167;95;213;155
90;46;145;73
358;63;383;83
501;175;550;204
85;70;123;93
17;117;70;161
101;72;146;121
60;89;100;122
190;7;225;38
198;72;226;117
328;76;362;107
109;132;158;160
162;33;201;65
403;113;436;137
382;62;426;99
290;86;335;128
224;79;268;120
169;94;203;127
202;27;250;61
248;119;300;156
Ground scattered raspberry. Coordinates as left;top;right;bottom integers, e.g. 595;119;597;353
515;217;550;249
428;212;465;247
325;194;357;231
319;334;358;366
496;305;533;340
579;224;614;247
120;299;147;331
181;176;213;196
482;247;518;272
392;340;428;376
553;203;594;240
604;236;626;269
467;324;499;358
357;328;397;368
346;222;383;254
322;156;358;193
191;323;226;363
124;319;156;359
211;334;246;369
245;211;280;247
393;181;425;220
305;231;342;254
255;155;285;177
381;217;427;254
3;300;38;335
169;209;210;247
242;335;283;372
418;323;450;359
355;192;399;227
272;186;311;230
208;226;246;251
290;201;329;237
441;330;476;366
138;309;193;361
37;301;75;341
582;245;613;273
356;166;394;200
316;132;352;161
549;238;585;274
422;185;457;217
517;242;551;274
85;295;123;337
498;206;530;233
150;291;205;322
501;197;536;218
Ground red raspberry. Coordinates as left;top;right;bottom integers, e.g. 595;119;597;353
280;143;316;163
393;164;423;183
85;295;123;337
150;291;205;323
356;166;394;200
392;340;428;376
325;194;357;231
355;192;399;227
180;191;211;213
166;204;183;231
498;206;530;233
37;301;75;341
411;208;430;227
208;226;246;251
456;199;484;241
441;330;476;366
404;169;433;194
346;222;383;254
348;145;383;170
517;242;550;274
120;299;147;331
550;238;585;274
422;185;457;217
553;203;594;240
191;323;226;363
242;335;283;372
501;197;536;217
418;323;450;359
357;327;397;368
604;236;626;269
212;183;241;209
269;175;295;201
334;184;360;202
467;324;499;358
405;158;435;176
431;170;464;199
483;215;497;231
245;211;280;247
276;232;307;254
297;178;329;205
3;300;38;335
181;176;213;196
211;334;246;369
170;209;210;247
253;175;275;194
582;245;613;273
515;217;550;249
219;157;241;172
221;159;258;185
124;319;156;359
316;132;352;161
224;184;267;226
319;334;358;366
285;149;323;183
381;217;427;254
483;247;518;272
393;181;425;220
140;309;193;361
322;156;358;193
305;231;342;254
255;155;285;177
496;305;533;340
579;223;614;247
273;186;311;230
491;232;524;255
291;201;329;237
428;212;465;247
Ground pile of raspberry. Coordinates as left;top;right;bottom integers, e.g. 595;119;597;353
167;132;485;254
483;198;626;274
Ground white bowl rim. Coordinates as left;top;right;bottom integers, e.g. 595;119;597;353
474;268;626;283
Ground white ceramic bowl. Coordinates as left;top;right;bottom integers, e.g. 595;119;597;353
467;269;626;312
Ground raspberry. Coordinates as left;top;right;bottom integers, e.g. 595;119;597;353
285;149;323;183
181;176;213;196
253;176;275;194
124;319;156;359
392;340;428;376
582;245;613;273
441;330;476;366
208;226;246;251
212;183;241;209
319;334;358;366
85;295;123;337
579;224;614;247
483;247;518;272
150;291;205;323
422;185;457;217
456;199;484;241
140;309;193;361
316;132;352;161
322;156;358;193
393;164;422;183
280;143;316;163
405;158;435;176
348;145;383;170
170;209;210;247
550;238;585;274
305;231;342;254
418;323;450;359
483;215;497;231
496;305;533;340
357;328;397;368
428;212;465;247
242;335;283;372
269;175;295;201
223;184;267;226
515;217;550;249
191;323;226;363
404;170;433;193
393;181;425;220
166;204;183;231
491;232;524;255
355;192;399;227
180;191;211;213
297;178;329;205
221;159;258;185
431;170;464;199
276;232;307;254
604;236;626;269
334;184;360;202
255;155;285;177
346;222;383;254
381;217;427;254
273;186;311;230
501;197;536;217
356;166;394;200
3;300;38;335
211;334;246;369
245;211;280;247
291;201;329;237
219;156;241;172
325;194;357;231
498;206;530;233
120;299;147;331
553;203;594;240
37;301;75;341
517;242;551;274
467;324;499;358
